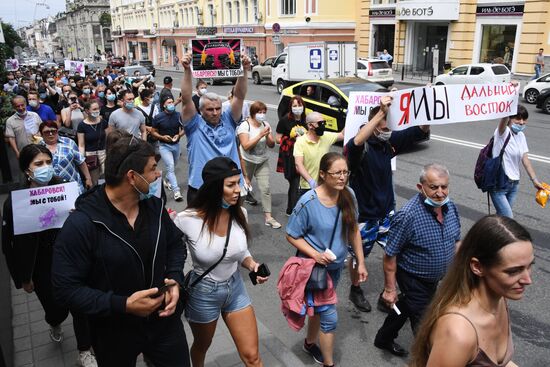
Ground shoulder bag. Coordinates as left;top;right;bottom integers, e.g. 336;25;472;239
181;217;232;307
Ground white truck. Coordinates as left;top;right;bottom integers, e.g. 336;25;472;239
271;41;357;93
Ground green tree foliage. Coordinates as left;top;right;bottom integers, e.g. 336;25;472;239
99;13;112;28
0;22;25;126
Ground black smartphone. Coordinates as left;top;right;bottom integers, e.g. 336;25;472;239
151;283;176;298
249;263;270;285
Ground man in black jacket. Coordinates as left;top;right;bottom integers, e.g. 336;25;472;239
52;132;190;367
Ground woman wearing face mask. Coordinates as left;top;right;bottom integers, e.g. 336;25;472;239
39;121;92;193
489;104;544;218
276;96;307;215
61;91;86;136
1;144;98;367
237;101;280;228
150;97;184;202
79;83;95;104
174;156;269;367
95;84;107;107
77;101;108;186
100;87;120;121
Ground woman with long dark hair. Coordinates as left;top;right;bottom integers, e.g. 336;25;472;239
276;95;307;215
286;152;368;367
1;144;96;366
174;157;269;367
410;215;533;367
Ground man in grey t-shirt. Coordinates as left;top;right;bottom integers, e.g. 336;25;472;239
108;90;147;139
5;96;42;158
534;48;545;79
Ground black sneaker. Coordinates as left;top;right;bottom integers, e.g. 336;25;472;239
303;340;324;364
349;286;372;312
244;192;258;205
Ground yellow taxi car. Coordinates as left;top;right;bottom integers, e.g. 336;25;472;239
276;78;388;133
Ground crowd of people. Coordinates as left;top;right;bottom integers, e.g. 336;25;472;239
0;52;541;367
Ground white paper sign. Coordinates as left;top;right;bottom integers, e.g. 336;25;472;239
64;60;85;75
343;92;387;145
11;182;80;235
387;83;519;131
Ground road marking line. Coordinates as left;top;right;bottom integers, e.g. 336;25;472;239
431;134;550;164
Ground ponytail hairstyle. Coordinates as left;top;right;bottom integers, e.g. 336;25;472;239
410;215;532;367
317;152;357;242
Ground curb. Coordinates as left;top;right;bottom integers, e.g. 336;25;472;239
257;320;307;367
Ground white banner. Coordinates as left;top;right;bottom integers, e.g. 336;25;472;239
11;182;79;235
64;60;85;75
343;92;387;145
386;84;519;131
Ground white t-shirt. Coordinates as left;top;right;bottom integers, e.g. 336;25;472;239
492;126;528;181
174;209;251;282
237;119;270;164
221;100;250;122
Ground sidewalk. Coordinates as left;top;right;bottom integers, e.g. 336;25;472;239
9;277;305;367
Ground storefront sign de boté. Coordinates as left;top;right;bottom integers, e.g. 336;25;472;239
396;1;459;21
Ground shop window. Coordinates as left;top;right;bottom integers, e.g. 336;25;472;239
140;42;149;60
470;66;484;75
281;0;296;15
452;66;468;75
479;24;516;65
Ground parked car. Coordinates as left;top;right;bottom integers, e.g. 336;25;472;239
535;88;550;114
252;56;276;85
356;58;394;87
136;60;156;77
522;73;550;104
435;63;511;85
120;65;155;83
109;57;125;68
277;78;387;133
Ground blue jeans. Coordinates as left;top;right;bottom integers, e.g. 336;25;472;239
489;180;519;218
159;142;180;193
533;64;542;79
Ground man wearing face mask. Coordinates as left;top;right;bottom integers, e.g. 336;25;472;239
27;90;57;124
294;111;344;198
191;79;208;113
52;132;191;366
373;163;461;357
3;73;18;93
108;90;147;140
345;95;430;313
5;96;43;159
16;77;31;101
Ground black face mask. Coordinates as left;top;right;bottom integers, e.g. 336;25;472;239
314;124;325;136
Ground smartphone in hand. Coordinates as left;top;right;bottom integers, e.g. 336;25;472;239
151;283;177;298
249;263;270;285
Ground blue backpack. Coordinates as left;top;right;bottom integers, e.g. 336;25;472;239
474;133;511;193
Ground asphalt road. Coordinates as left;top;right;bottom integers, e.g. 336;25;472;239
155;68;550;367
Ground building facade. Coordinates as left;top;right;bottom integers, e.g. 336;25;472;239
356;0;550;76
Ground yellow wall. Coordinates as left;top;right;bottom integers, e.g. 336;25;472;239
517;0;550;74
266;0;356;24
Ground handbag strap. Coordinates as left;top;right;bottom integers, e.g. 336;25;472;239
326;208;341;250
498;132;511;158
189;216;233;288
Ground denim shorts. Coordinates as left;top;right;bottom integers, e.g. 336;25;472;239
185;271;252;324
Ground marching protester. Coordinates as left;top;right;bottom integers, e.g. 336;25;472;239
237;101;281;228
286;152;368;367
374;163;461;357
5;95;42;159
27;89;57;124
410;215;533;367
222;87;250;122
2;144;97;367
61;91;85;136
192;79;209;113
52;132;191;366
179;51;251;204
77;100;108;186
345;96;429;312
108;90;147;140
100;87;120;121
151;97;185;202
39;121;92;193
488;104;544;218
276;95;307;216
174;157;269;367
294;112;344;198
136;88;160;152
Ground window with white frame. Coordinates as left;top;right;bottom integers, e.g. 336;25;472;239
184;8;189;25
280;0;295;15
266;0;270;17
235;1;241;23
305;0;317;14
244;0;249;22
227;2;233;23
195;7;200;25
253;0;259;18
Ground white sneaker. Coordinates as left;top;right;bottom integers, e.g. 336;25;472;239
78;350;98;367
174;191;183;202
265;218;282;229
49;324;63;343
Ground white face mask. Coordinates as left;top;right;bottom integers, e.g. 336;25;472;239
199;88;208;95
292;106;304;116
377;130;392;142
255;113;266;122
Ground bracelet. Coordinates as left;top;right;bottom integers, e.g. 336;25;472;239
384;288;397;293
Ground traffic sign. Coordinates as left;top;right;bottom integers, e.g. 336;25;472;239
272;35;281;45
272;23;281;33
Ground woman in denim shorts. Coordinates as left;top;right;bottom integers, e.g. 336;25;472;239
286;152;368;367
175;157;269;367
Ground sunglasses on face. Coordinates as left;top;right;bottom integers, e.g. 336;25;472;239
42;129;58;136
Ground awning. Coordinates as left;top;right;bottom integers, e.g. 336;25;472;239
162;39;176;47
